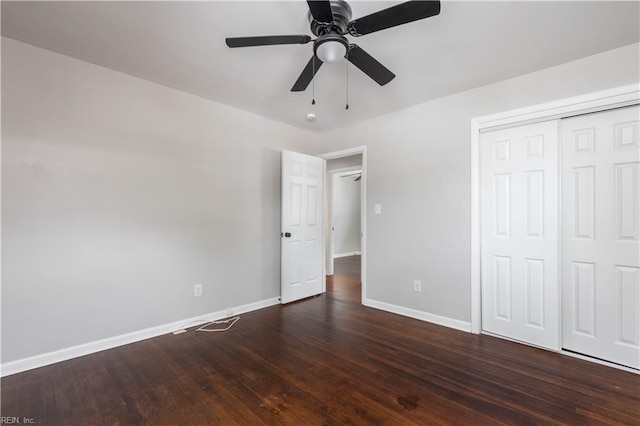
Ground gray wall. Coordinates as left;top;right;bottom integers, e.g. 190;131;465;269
1;38;318;362
326;154;363;171
332;173;361;256
315;43;640;323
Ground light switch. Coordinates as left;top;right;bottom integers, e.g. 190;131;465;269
374;204;382;214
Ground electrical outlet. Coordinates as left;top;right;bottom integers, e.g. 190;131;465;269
413;280;422;292
194;284;203;297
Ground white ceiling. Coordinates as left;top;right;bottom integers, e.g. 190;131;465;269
2;1;639;133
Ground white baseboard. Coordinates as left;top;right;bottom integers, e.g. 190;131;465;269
363;298;472;333
0;297;280;377
333;251;361;259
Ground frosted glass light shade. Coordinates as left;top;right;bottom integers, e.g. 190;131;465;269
315;40;347;63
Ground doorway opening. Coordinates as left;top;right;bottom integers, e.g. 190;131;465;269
327;255;361;303
321;146;366;304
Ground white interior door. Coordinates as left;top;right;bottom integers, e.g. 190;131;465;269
481;120;559;350
281;150;324;304
561;105;640;369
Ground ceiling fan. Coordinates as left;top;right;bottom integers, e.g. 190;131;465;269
341;171;362;181
225;1;441;92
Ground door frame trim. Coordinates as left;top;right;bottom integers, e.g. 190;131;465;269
470;84;640;334
320;146;367;303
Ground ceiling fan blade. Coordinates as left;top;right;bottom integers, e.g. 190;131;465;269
291;56;324;92
226;35;312;48
348;1;440;36
307;1;334;23
346;45;395;86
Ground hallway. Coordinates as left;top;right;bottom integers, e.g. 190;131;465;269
326;255;361;303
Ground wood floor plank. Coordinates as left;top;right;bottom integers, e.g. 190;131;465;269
2;256;639;424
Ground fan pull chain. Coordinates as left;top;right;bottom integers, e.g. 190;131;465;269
345;49;349;110
311;56;316;105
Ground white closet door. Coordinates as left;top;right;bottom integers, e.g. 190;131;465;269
481;121;559;350
562;105;640;369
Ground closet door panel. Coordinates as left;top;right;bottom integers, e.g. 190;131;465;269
562;105;640;369
481;121;559;350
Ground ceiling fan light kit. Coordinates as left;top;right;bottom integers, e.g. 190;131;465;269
225;0;440;95
314;34;349;63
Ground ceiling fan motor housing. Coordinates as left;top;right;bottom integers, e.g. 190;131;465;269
309;0;352;36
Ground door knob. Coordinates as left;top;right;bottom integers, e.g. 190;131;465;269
284;232;292;238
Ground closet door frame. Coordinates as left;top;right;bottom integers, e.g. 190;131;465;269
471;84;639;339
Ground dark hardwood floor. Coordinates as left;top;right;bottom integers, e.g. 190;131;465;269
327;255;361;304
2;257;639;424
